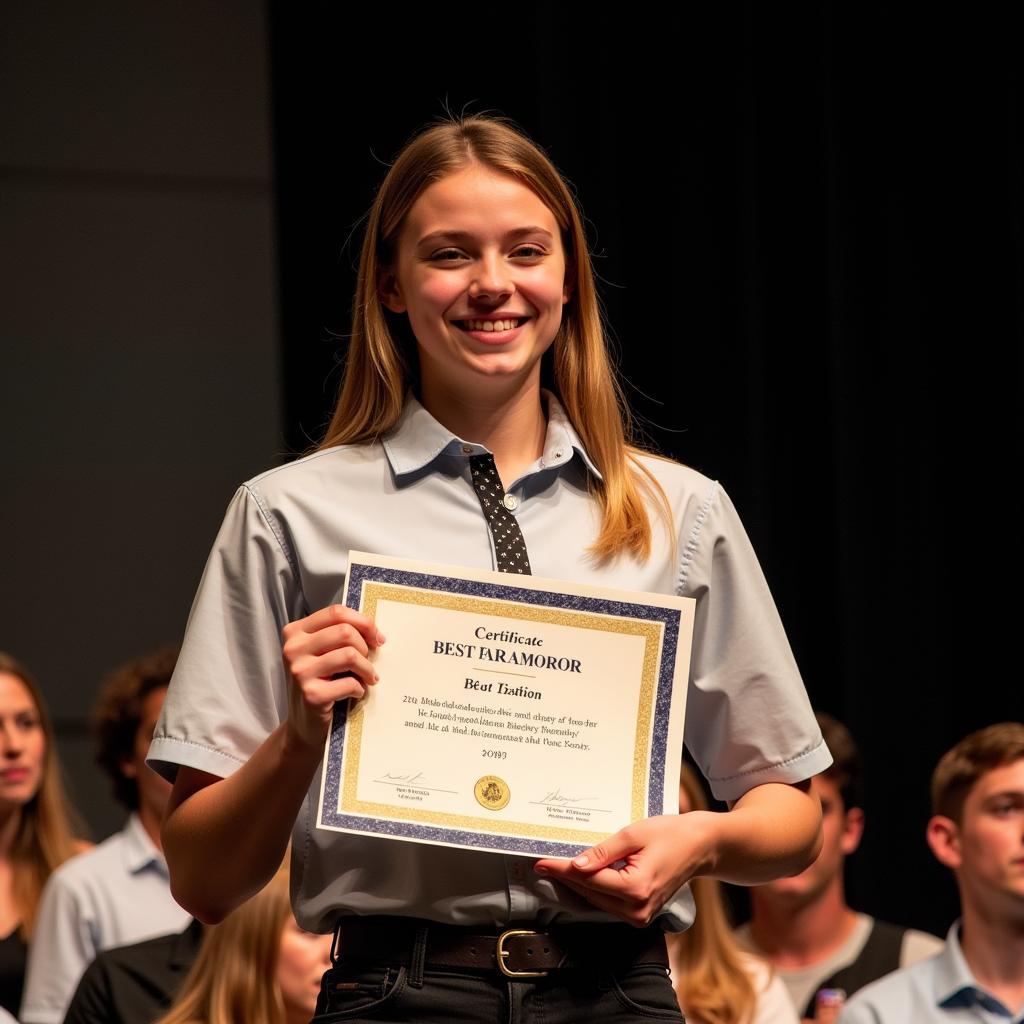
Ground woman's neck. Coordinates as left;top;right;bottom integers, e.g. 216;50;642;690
0;806;21;858
419;374;547;487
0;809;23;934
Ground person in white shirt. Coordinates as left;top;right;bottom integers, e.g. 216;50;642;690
20;648;191;1024
737;713;942;1020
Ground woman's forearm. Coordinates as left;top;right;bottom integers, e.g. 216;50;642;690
533;779;823;927
163;605;382;923
703;779;822;885
162;721;322;924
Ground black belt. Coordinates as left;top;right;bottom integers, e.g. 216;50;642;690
332;916;669;979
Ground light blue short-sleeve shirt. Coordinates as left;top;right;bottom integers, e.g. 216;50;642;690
149;392;831;933
838;922;1024;1023
19;814;192;1024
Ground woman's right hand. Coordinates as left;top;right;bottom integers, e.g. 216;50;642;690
281;605;385;750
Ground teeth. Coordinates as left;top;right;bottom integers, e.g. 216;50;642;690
462;318;522;332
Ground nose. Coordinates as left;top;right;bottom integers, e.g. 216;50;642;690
316;933;332;968
1;722;24;756
468;251;513;302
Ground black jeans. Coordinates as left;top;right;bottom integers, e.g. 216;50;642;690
311;926;685;1024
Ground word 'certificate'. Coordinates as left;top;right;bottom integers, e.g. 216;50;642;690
316;552;695;859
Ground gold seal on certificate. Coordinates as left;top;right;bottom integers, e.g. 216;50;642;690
474;775;511;811
316;552;695;860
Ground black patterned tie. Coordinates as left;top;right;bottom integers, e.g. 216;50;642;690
469;453;532;575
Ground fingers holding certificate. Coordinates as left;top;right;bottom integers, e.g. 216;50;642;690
316;552;695;859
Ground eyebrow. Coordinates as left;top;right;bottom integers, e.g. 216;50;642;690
416;226;555;247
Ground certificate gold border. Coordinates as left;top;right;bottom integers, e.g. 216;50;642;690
336;581;662;845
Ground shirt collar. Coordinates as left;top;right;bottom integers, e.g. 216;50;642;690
121;812;168;877
381;389;601;481
933;920;1018;1016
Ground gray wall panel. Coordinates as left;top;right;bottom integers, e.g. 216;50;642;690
0;2;279;839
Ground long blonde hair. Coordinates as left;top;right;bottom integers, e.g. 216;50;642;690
154;861;293;1024
0;651;85;939
669;763;759;1024
320;113;669;562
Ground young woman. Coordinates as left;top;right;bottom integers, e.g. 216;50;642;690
151;114;832;1022
0;652;88;1016
153;860;331;1024
669;764;797;1024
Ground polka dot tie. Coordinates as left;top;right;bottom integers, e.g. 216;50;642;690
469;453;532;575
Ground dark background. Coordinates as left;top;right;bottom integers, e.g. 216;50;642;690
269;4;1022;936
2;2;1020;939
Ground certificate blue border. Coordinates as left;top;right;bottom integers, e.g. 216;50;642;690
320;561;681;857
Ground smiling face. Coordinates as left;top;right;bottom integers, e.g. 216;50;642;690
380;162;571;403
0;671;46;814
276;914;332;1024
928;758;1024;921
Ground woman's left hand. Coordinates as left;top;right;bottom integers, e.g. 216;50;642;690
533;812;720;927
533;782;823;927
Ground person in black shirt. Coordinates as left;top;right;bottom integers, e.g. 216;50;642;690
62;920;202;1024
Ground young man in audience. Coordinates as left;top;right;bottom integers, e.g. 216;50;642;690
19;648;192;1024
736;713;943;1019
838;722;1024;1023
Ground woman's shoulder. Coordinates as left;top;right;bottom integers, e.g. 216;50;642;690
244;441;385;496
628;448;717;493
627;448;744;543
217;442;391;532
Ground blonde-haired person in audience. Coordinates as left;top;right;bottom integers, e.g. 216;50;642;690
669;763;798;1024
21;647;191;1024
154;858;331;1024
0;652;89;1018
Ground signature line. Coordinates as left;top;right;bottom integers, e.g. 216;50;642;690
373;779;458;794
529;800;612;812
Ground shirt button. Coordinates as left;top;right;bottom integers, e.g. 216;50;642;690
461;445;473;455
503;494;519;511
554;449;564;459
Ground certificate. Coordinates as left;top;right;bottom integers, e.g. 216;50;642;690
316;552;695;859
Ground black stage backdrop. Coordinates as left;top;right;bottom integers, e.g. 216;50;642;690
268;4;1022;936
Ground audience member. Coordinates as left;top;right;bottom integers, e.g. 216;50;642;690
838;722;1024;1023
63;918;202;1024
736;712;942;1019
0;652;88;1018
152;858;331;1024
20;647;191;1024
670;763;797;1024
